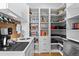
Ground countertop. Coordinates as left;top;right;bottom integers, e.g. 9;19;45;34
0;37;34;56
0;37;33;51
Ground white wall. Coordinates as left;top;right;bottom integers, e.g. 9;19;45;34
8;3;29;22
66;3;79;19
21;22;29;38
0;3;8;9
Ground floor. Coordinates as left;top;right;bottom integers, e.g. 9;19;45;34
64;40;79;56
33;53;62;56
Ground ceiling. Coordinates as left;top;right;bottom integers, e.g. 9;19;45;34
0;9;22;21
27;3;66;9
0;3;66;22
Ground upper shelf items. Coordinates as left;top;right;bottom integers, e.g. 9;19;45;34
29;9;39;16
0;12;20;24
50;8;66;23
40;9;49;36
40;9;49;16
29;8;39;37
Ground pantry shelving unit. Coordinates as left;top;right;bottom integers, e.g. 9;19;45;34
50;8;66;55
29;8;39;53
40;9;49;36
39;8;50;53
67;15;79;42
29;4;66;54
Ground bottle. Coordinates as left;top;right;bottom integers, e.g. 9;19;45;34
29;9;32;15
0;16;3;22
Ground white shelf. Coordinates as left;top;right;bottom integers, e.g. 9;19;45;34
67;30;79;42
51;50;63;55
51;49;60;52
31;12;39;14
51;43;63;47
51;36;66;40
59;51;63;56
51;49;63;55
59;43;63;47
51;12;65;17
41;29;48;30
51;43;59;45
40;35;48;37
40;14;49;16
67;37;79;42
61;37;67;40
51;20;66;23
30;30;38;32
30;22;39;24
31;36;39;37
67;14;79;20
29;13;38;16
73;29;79;31
40;22;48;24
51;29;66;30
34;50;39;53
34;43;39;45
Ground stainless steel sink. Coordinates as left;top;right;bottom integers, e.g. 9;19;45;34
0;42;29;51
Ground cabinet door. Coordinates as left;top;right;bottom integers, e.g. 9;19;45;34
39;37;50;53
39;36;50;42
39;42;50;53
25;40;34;56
